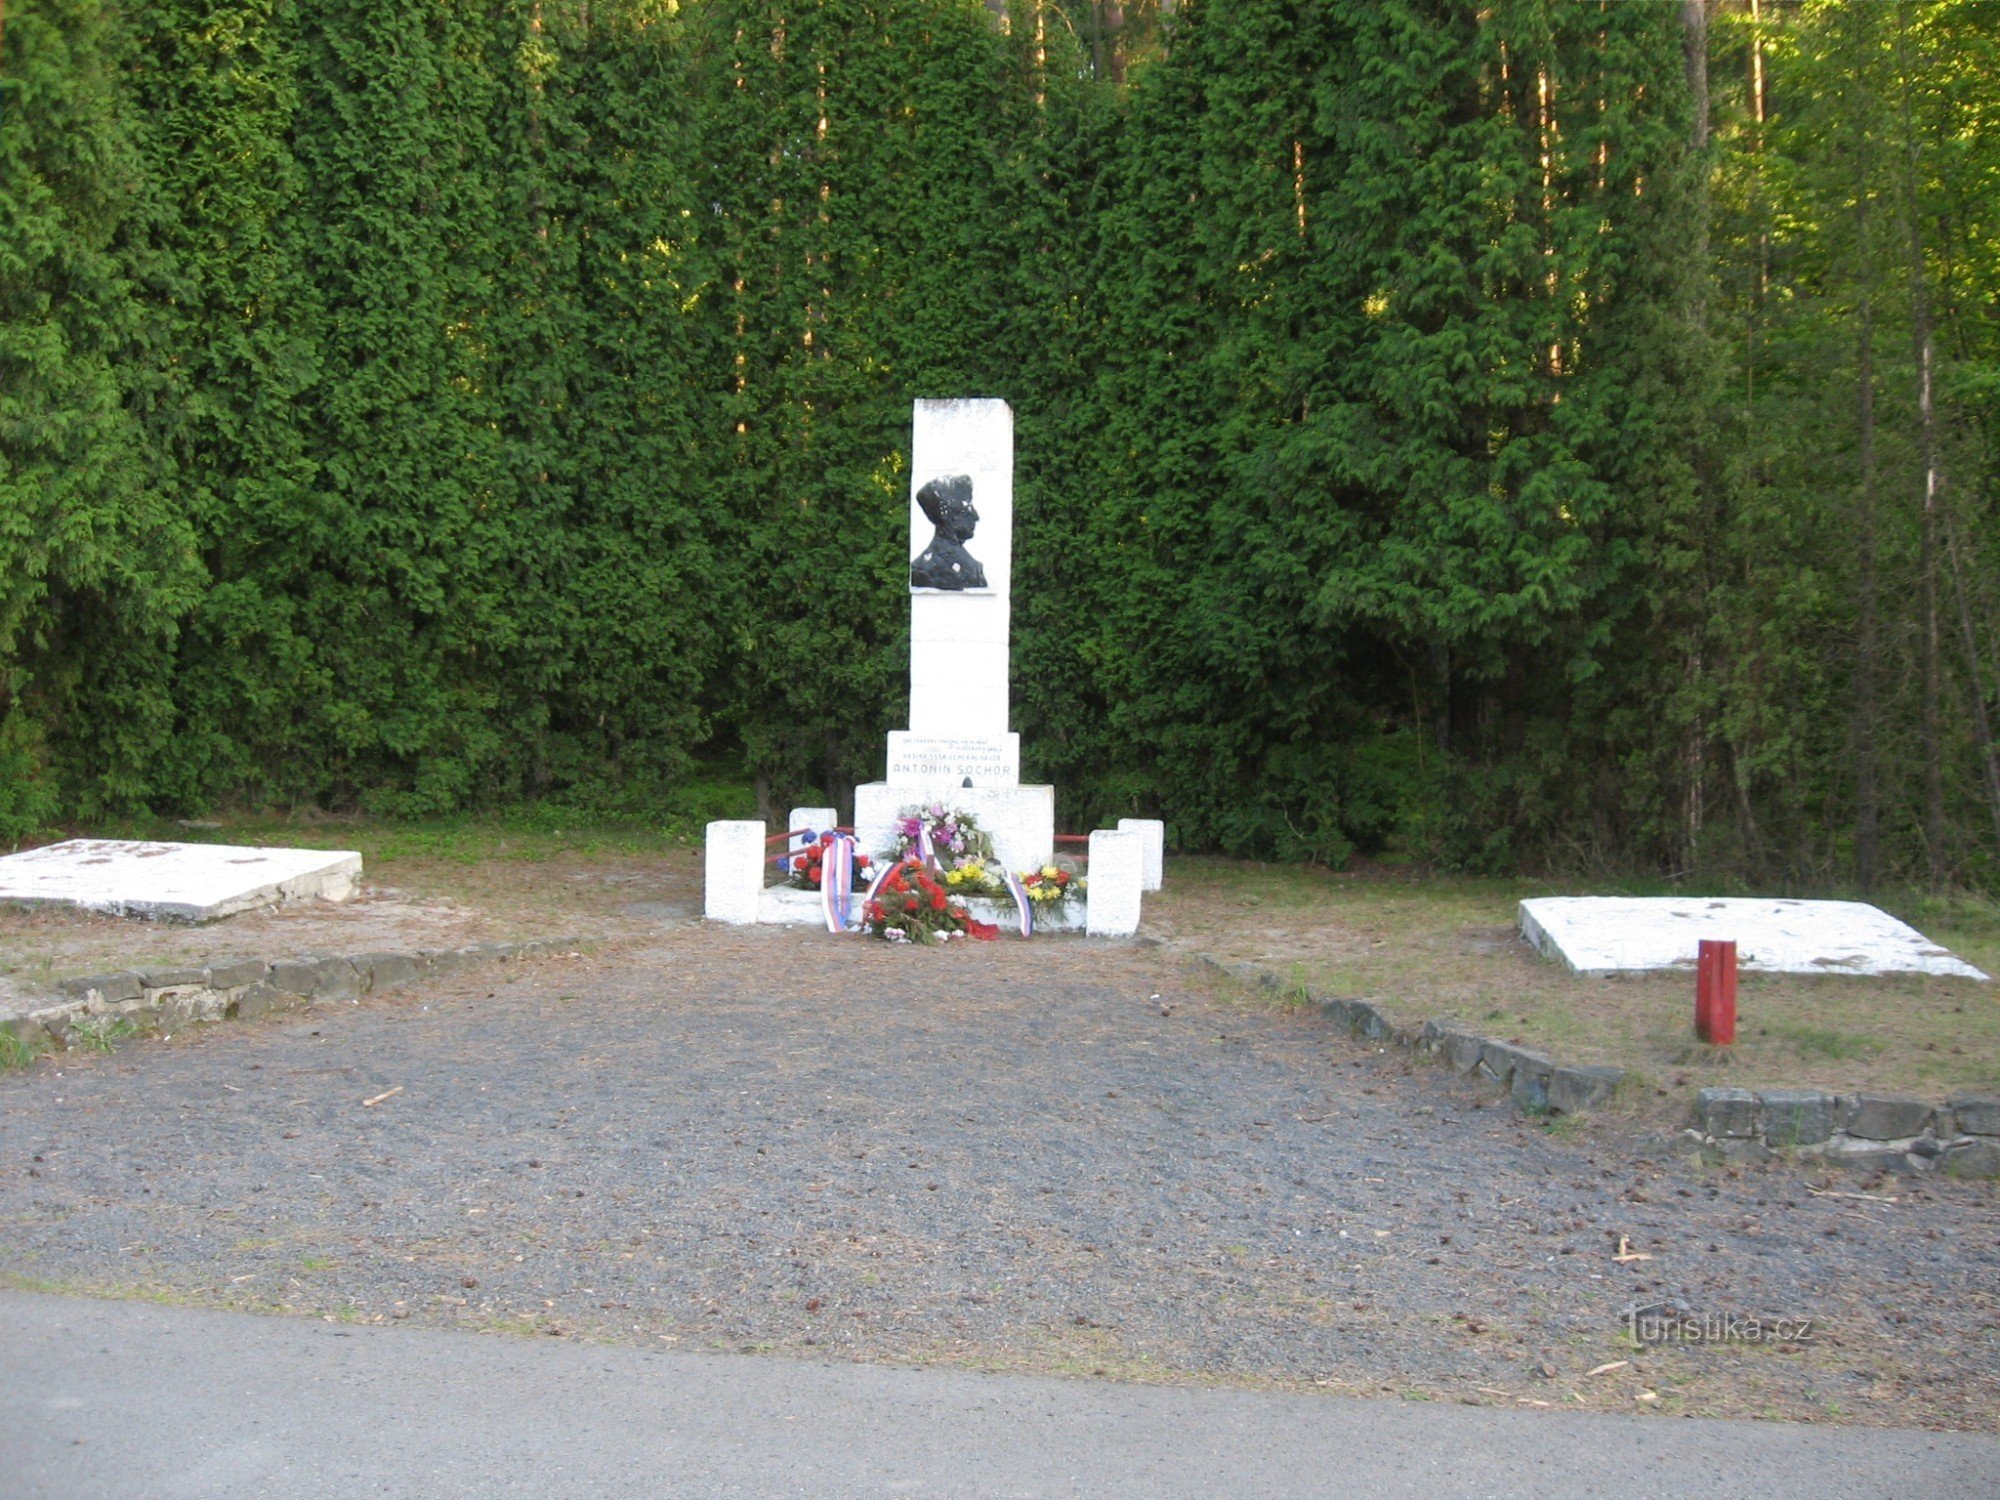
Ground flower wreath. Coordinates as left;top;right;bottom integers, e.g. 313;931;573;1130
1019;862;1085;915
862;858;999;944
785;830;873;892
890;804;1003;896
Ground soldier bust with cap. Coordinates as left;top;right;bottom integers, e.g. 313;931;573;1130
908;474;987;591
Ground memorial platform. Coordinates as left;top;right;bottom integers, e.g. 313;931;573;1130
1520;896;1988;980
0;840;362;923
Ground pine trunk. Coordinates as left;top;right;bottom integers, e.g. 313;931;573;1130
1896;11;1947;880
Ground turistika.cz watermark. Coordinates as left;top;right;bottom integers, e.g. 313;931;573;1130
1624;1304;1817;1346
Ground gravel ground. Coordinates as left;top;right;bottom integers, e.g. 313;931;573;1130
2;925;1996;1432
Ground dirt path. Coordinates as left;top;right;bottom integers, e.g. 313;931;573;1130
3;925;1994;1432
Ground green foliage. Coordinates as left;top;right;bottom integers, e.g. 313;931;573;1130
68;1014;142;1054
0;0;202;837
0;1026;53;1070
2;0;1997;886
1037;0;1700;862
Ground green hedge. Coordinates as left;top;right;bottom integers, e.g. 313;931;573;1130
4;0;1997;885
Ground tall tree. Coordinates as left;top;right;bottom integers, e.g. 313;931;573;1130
0;0;198;834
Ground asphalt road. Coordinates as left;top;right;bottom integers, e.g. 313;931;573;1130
5;1289;1999;1499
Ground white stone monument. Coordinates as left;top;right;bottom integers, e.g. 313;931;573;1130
852;399;1055;875
703;397;1154;935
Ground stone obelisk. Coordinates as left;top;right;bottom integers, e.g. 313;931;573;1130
851;399;1055;873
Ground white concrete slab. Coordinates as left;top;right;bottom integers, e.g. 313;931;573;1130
1520;896;1989;980
0;839;360;923
760;884;855;928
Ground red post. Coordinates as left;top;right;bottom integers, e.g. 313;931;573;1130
1696;939;1737;1045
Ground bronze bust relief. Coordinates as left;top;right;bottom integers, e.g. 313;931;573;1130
909;474;987;591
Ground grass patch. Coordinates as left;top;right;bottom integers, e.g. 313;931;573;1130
0;807;712;984
88;808;701;868
0;1028;50;1069
1151;858;2000;1105
66;1015;142;1055
1757;1022;1885;1063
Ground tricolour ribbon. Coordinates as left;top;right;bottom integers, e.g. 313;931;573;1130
821;833;856;933
1002;866;1033;938
864;859;896;905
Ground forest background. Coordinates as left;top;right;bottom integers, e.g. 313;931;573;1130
4;0;1998;890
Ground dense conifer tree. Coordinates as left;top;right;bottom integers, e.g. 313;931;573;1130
2;0;1996;886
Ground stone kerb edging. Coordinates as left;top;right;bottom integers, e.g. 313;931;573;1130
1196;956;1627;1116
1687;1087;2000;1178
1;937;583;1051
1198;956;2000;1178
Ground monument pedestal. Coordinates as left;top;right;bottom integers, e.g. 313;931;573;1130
852;781;1055;876
753;882;1085;933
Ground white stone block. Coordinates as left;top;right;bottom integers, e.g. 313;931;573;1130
787;807;838;855
1117;818;1165;892
1086;829;1144;938
703;820;767;925
0;840;361;923
852;782;1054;878
908;630;1011;739
1520;896;1989;980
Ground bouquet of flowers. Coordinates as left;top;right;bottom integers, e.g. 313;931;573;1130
786;831;873;892
863;858;999;944
942;859;997;895
891;804;1003;895
1020;863;1085;918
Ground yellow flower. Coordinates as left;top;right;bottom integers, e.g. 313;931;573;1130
1041;865;1060;879
946;869;962;886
